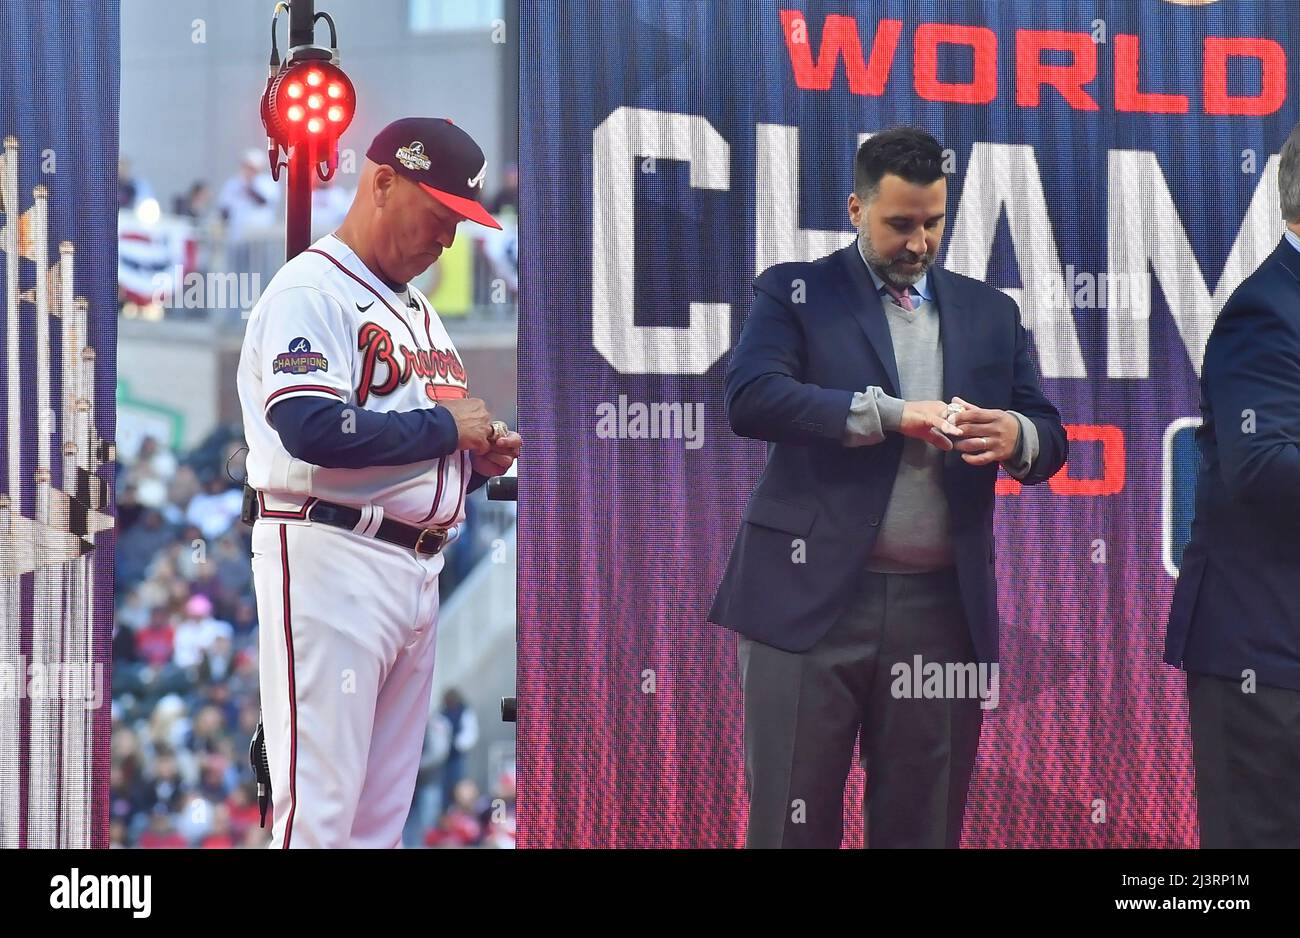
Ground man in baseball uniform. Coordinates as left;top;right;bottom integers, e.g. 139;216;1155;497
237;117;521;848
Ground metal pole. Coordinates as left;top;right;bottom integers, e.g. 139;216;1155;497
288;0;315;50
285;144;313;261
284;0;317;261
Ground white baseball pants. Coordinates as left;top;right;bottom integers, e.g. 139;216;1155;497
251;516;443;848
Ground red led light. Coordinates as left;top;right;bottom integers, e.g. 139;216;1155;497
267;63;353;145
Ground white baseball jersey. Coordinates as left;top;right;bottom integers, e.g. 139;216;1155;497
239;232;469;848
237;232;470;529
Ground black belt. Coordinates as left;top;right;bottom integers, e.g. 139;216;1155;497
241;485;450;555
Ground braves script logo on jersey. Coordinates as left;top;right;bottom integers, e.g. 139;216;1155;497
356;321;467;405
273;336;329;375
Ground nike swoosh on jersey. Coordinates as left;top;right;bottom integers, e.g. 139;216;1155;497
356;301;375;312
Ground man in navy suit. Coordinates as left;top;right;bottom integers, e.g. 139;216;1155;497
709;127;1067;848
1165;124;1300;849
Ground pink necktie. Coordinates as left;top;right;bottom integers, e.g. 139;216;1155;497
882;282;914;311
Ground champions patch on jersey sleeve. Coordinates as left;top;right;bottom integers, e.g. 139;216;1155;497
272;336;330;375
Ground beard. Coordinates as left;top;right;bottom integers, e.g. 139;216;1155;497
859;231;935;288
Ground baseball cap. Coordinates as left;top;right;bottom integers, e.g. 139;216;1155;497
366;117;502;230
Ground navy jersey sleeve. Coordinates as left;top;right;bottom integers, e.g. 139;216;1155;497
269;397;460;469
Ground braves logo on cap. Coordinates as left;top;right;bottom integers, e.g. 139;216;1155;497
467;161;487;190
396;141;432;172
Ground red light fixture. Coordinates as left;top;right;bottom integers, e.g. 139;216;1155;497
260;4;350;261
263;59;355;151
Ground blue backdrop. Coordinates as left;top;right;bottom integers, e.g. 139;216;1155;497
0;0;119;848
519;0;1298;846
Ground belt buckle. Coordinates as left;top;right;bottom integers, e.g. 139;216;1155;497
413;526;446;555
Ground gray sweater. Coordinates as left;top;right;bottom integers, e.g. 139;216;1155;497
843;251;1039;573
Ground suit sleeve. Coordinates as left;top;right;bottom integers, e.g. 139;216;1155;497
725;279;854;445
1202;298;1300;506
1006;297;1067;485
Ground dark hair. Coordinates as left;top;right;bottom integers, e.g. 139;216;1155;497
854;127;945;200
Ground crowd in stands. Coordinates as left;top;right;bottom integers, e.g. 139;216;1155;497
111;426;514;848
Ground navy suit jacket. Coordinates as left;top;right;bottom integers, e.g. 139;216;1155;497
1165;238;1300;691
708;243;1067;662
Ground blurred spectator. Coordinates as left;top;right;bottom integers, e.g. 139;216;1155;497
311;174;352;238
147;697;192;759
133;607;176;669
425;778;484;848
404;701;452;846
173;594;232;671
116;509;175;595
229;597;258;641
137;805;188;849
143;749;186;815
480;168;518;299
118;157;154;211
438;689;479;814
486;163;518;217
186;475;245;541
479;219;518;299
118;585;152;632
166;466;202;520
136;436;179;480
117;481;144;533
199;804;235;848
217;149;279;243
113;618;137;664
226;783;263;842
172;181;213;221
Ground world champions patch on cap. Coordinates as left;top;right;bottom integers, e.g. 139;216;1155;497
367;117;502;230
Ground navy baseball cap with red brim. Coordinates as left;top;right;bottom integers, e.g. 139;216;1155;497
367;117;502;230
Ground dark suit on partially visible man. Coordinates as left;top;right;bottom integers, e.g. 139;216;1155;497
1165;229;1300;849
709;239;1067;848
